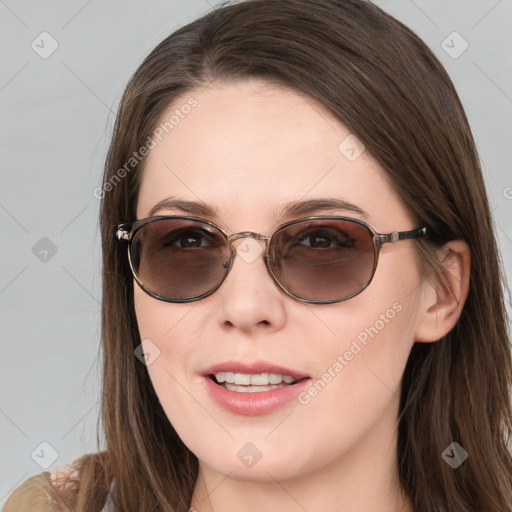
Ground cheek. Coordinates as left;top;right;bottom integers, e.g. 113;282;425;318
307;248;420;400
133;283;200;346
133;292;218;463
285;276;418;469
134;284;170;340
133;285;191;395
133;283;207;416
300;298;412;406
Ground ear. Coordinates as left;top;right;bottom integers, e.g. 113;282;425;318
414;240;471;343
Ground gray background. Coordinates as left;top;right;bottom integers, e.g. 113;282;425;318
1;0;511;506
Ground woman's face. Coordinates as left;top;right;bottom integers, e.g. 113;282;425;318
134;79;425;484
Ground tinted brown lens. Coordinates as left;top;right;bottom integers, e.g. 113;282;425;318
131;219;228;299
269;219;376;301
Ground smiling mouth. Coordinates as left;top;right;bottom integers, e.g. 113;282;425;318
208;373;308;393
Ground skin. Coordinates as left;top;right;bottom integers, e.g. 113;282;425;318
133;79;470;512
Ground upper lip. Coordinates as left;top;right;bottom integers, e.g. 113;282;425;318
202;360;310;380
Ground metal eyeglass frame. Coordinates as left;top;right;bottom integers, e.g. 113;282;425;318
114;215;427;305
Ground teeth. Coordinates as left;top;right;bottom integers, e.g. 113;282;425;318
224;382;282;393
214;372;298;386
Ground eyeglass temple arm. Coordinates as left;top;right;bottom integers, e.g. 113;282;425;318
376;227;426;245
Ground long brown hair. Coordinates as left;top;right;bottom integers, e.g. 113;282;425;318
55;0;512;510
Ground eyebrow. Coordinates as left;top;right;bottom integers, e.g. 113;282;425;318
147;197;369;221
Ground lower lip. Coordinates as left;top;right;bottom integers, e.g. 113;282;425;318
203;375;312;416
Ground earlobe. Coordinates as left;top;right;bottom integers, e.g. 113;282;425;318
414;240;471;343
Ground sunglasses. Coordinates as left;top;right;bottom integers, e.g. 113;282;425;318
114;215;426;304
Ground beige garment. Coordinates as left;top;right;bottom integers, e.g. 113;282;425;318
3;471;73;511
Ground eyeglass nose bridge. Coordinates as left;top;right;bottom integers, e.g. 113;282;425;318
225;231;271;263
228;231;270;252
227;231;270;244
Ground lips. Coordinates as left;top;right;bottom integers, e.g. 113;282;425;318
202;360;310;381
201;360;312;416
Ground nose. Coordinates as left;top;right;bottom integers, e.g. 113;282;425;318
215;234;287;333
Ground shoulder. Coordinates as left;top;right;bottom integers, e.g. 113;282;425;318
3;464;79;512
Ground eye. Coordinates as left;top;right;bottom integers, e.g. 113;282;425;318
162;228;219;248
296;228;356;249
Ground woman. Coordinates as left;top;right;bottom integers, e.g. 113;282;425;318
4;0;511;511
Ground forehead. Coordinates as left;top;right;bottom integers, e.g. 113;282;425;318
135;79;408;231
